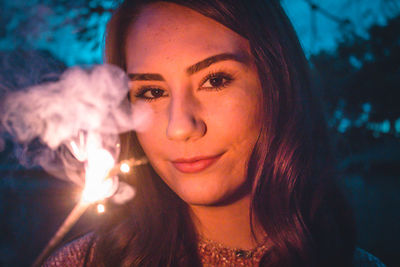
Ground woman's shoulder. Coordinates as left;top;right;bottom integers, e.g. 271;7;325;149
42;233;95;267
353;247;386;267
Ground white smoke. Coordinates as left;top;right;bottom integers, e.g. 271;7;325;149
3;65;133;148
0;64;153;203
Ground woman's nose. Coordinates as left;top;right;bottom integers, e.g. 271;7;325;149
166;93;206;142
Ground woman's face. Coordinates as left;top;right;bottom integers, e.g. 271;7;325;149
125;2;263;206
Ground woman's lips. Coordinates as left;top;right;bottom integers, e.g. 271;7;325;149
171;154;223;173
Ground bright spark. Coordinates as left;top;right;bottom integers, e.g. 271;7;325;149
69;141;86;161
120;163;130;173
81;147;116;203
97;204;105;213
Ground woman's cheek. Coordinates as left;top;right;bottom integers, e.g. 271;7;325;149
215;90;260;129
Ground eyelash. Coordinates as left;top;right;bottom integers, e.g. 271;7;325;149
200;70;235;91
132;70;235;102
133;86;165;102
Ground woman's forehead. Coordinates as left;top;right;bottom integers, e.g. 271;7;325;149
124;2;251;73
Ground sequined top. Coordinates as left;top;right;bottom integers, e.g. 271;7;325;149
197;236;270;266
43;234;95;267
42;233;387;267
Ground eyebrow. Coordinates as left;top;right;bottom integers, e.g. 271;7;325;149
186;53;247;75
128;52;248;82
128;73;164;81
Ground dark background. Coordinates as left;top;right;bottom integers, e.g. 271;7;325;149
0;0;399;266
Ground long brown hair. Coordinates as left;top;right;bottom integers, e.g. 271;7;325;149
89;0;356;266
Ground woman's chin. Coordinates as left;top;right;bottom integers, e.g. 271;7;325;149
175;184;250;207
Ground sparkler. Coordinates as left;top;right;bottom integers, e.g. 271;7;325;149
31;134;148;267
0;64;152;267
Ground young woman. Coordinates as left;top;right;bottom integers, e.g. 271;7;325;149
44;0;386;266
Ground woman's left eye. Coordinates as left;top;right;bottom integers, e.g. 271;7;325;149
200;72;234;90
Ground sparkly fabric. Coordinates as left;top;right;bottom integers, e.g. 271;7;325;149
42;234;95;267
42;233;386;267
197;237;270;266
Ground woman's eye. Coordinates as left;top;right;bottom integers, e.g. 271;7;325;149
134;87;167;101
201;72;234;90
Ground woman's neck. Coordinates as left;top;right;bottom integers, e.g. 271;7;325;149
189;195;266;250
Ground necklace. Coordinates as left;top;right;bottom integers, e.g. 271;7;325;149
197;236;270;266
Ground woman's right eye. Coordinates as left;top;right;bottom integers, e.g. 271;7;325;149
134;87;167;101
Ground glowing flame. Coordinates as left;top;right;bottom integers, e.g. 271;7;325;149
81;148;117;203
120;163;130;173
97;204;105;213
67;132;138;206
70;141;81;158
69;131;88;162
